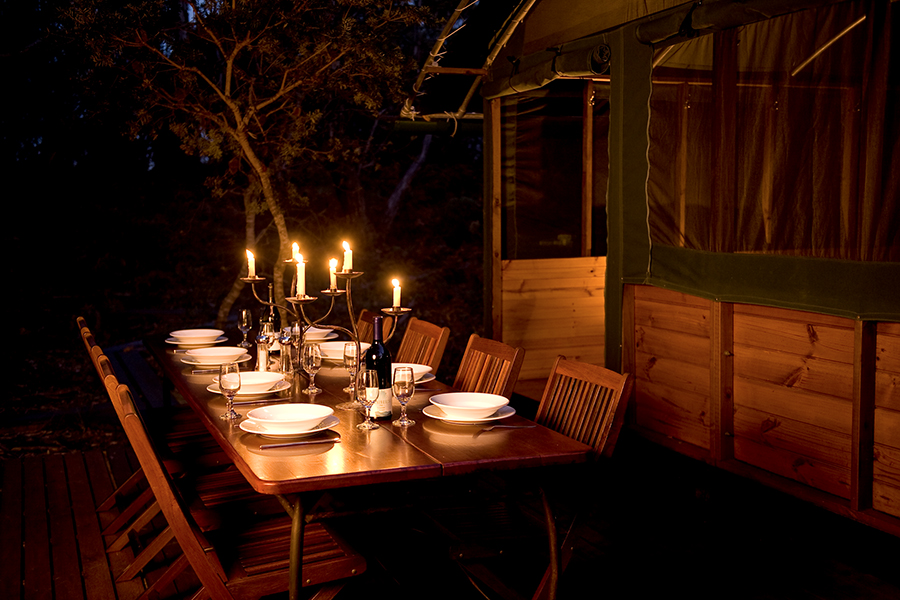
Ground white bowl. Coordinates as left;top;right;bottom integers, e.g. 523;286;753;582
429;393;510;420
393;363;432;382
227;371;283;393
170;328;225;343
185;346;248;364
246;404;335;432
302;326;333;340
318;341;370;360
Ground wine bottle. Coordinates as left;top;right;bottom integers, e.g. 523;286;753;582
364;316;393;419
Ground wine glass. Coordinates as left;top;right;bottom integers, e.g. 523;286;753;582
301;342;322;395
238;309;253;349
356;368;380;430
392;366;416;427
218;362;242;420
336;343;359;410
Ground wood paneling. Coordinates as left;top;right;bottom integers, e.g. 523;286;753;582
625;284;900;536
501;257;605;380
874;322;900;517
632;286;711;448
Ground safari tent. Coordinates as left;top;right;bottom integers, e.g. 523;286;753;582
403;0;900;535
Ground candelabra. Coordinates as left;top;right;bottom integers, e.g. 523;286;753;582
240;259;410;375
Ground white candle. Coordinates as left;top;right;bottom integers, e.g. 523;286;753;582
296;255;305;297
392;278;401;308
246;250;256;278
291;242;301;263
342;241;353;271
329;258;338;289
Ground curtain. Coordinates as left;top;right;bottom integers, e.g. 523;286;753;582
648;0;898;262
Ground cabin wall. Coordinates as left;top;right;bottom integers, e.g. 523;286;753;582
625;284;900;534
500;256;605;381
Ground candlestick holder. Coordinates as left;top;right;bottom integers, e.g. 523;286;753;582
242;266;409;377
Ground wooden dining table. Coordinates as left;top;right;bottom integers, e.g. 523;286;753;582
144;335;592;600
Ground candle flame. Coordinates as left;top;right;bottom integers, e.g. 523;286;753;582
246;250;254;260
342;241;351;252
392;278;400;287
330;258;338;269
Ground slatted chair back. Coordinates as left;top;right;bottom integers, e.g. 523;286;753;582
535;356;633;460
395;317;450;376
452;334;525;399
109;379;365;600
355;309;394;344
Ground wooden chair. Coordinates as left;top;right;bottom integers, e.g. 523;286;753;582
355;309;394;344
433;356;632;600
394;317;450;376
451;334;525;399
109;378;366;600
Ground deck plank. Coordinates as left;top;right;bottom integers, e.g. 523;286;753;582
46;454;85;600
0;458;24;600
23;455;53;600
65;453;118;600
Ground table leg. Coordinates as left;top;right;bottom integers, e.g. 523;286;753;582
277;494;305;600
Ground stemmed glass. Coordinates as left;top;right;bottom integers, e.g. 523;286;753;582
279;328;294;376
336;343;359;410
238;309;253;349
218;362;242;420
356;368;380;430
392;366;416;427
300;342;322;395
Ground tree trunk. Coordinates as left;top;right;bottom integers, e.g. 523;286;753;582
216;188;258;329
383;134;432;229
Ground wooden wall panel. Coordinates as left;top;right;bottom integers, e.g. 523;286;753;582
733;309;854;498
501;256;605;380
632;286;711;448
624;285;899;535
874;322;900;517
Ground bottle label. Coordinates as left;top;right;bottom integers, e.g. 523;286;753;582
370;388;393;418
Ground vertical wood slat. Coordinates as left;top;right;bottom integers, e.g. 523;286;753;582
582;80;594;257
711;302;735;461
712;28;737;252
0;458;23;600
852;320;877;511
621;284;637;427
488;97;503;340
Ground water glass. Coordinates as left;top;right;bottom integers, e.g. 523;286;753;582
238;309;253;349
392;366;416;427
356;368;380;430
301;342;322;395
218;362;241;420
336;342;359;410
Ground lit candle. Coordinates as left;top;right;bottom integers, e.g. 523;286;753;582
392;278;401;308
329;258;338;289
342;241;353;271
291;242;301;263
246;250;256;278
296;254;305;297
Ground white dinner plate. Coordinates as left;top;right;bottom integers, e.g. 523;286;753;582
422;404;516;424
318;341;371;360
206;380;290;396
167;336;227;348
182;353;252;367
240;414;340;438
416;373;436;384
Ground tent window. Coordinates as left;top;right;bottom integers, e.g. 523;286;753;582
501;80;610;259
648;0;898;261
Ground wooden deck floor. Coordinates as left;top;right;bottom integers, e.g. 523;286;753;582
2;433;899;600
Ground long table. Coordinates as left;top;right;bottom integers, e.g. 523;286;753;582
145;335;591;599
